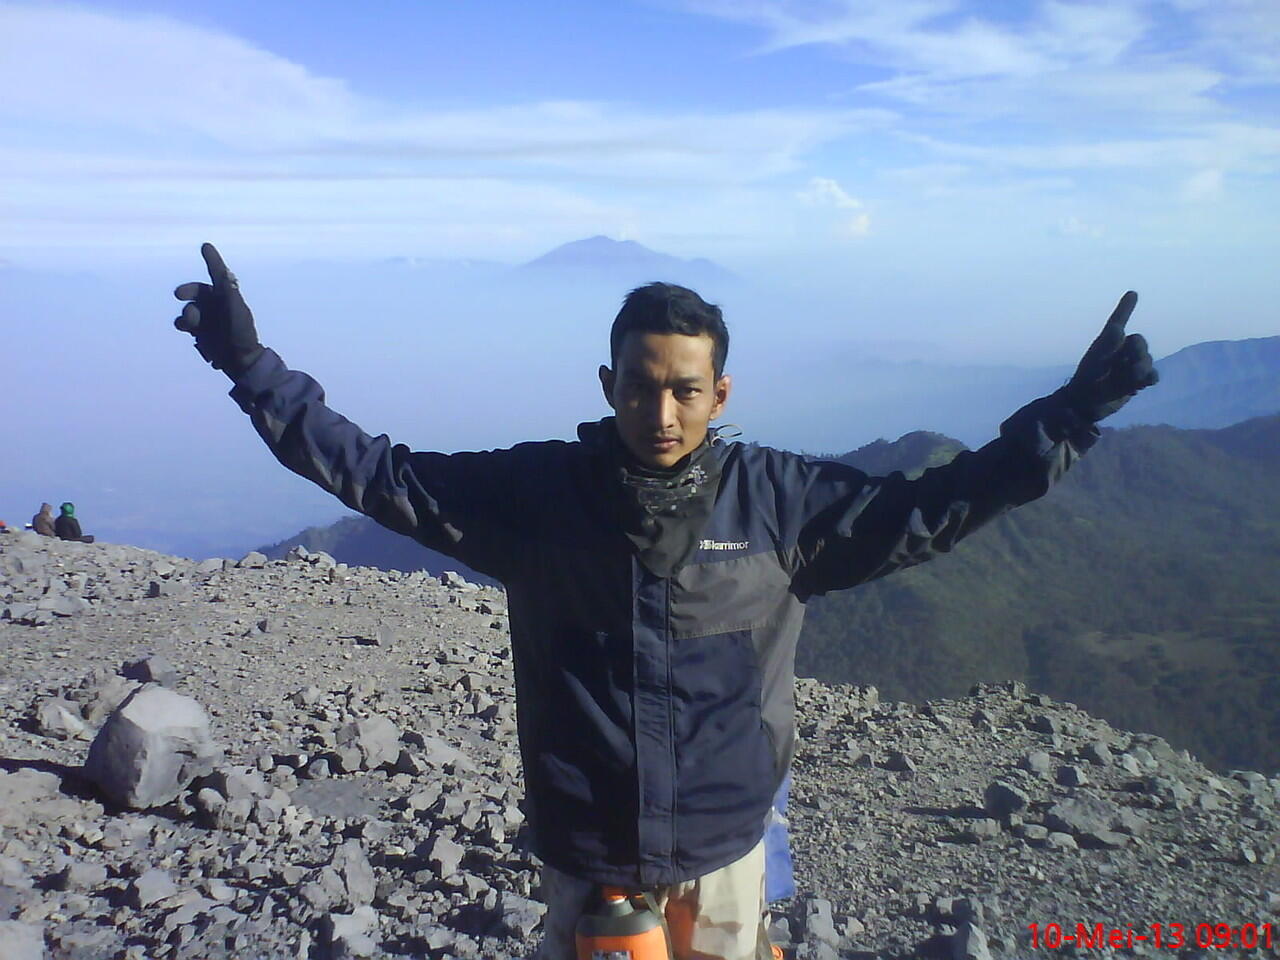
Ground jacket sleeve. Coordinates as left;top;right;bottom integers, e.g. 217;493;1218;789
227;347;523;579
788;390;1099;599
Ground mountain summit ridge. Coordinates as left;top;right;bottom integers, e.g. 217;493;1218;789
1;528;1276;957
521;234;736;284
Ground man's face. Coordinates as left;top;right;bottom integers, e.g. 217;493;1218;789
600;331;731;469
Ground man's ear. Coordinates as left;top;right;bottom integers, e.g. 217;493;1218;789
710;373;732;419
598;365;616;410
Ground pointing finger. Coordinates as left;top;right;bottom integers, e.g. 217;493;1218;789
1083;290;1138;361
200;242;231;285
1105;290;1138;332
174;281;210;301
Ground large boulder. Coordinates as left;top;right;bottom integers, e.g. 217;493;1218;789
83;685;221;809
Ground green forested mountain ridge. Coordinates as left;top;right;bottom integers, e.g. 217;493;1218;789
803;414;1280;774
830;431;968;479
1111;334;1280;430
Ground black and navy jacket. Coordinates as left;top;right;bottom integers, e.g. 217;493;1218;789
230;347;1099;886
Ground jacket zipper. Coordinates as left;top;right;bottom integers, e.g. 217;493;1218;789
665;575;677;873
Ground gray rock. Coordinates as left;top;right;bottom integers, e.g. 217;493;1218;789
0;857;32;889
804;897;840;946
1115;808;1149;836
1045;831;1078;850
2;602;39;624
334;840;376;907
194;787;226;822
885;750;916;772
84;685;221;808
1029;714;1059;734
1044;796;1121;836
304;758;332;780
983;781;1029;819
325;905;378;958
0;921;45;960
129;868;178;907
52;861;108;890
1057;764;1089;787
34;697;88;740
952;921;992;960
964;818;1001;841
1020;751;1052;778
0;770;67;827
499;892;547;938
336;714;400;771
1117;753;1143;774
1143;776;1192;808
1082;740;1114;765
237;551;268;568
48;594;89;617
204;765;273;802
428;834;465;878
120;654;179;687
79;675;142;725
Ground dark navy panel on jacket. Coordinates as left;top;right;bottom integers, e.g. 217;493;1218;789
229;348;1099;886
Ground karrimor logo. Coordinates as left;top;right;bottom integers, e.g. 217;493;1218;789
699;539;750;551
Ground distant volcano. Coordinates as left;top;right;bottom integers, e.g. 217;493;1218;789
521;235;735;287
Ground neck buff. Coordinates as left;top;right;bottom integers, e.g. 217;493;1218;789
579;417;724;578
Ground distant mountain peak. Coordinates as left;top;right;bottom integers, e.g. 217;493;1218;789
521;236;735;283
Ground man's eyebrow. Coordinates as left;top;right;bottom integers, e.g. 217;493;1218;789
618;371;708;385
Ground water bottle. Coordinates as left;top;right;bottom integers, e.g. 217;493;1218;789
575;885;670;960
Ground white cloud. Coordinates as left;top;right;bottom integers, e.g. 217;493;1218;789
682;0;1275;177
1181;168;1223;201
0;2;896;256
797;176;871;235
0;4;361;147
903;123;1280;174
1056;215;1104;238
685;0;1150;78
798;176;862;209
0;4;886;185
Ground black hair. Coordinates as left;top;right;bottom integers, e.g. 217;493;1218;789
609;282;729;378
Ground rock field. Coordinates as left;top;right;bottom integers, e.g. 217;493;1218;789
2;529;1278;959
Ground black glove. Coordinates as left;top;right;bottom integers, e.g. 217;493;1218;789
1061;291;1159;423
173;243;264;377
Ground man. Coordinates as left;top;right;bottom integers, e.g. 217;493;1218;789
53;502;93;543
173;243;1156;960
32;503;56;537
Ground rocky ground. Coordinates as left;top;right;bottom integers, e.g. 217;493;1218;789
1;529;1278;959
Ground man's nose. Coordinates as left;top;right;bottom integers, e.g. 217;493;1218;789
646;391;677;430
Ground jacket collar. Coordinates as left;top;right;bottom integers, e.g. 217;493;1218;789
577;417;724;577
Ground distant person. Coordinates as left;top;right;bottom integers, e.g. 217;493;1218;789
53;502;94;543
173;243;1157;960
32;502;56;537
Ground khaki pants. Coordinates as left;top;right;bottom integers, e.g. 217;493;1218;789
534;840;773;960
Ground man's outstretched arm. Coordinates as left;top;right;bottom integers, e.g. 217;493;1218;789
788;292;1159;598
174;243;521;578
